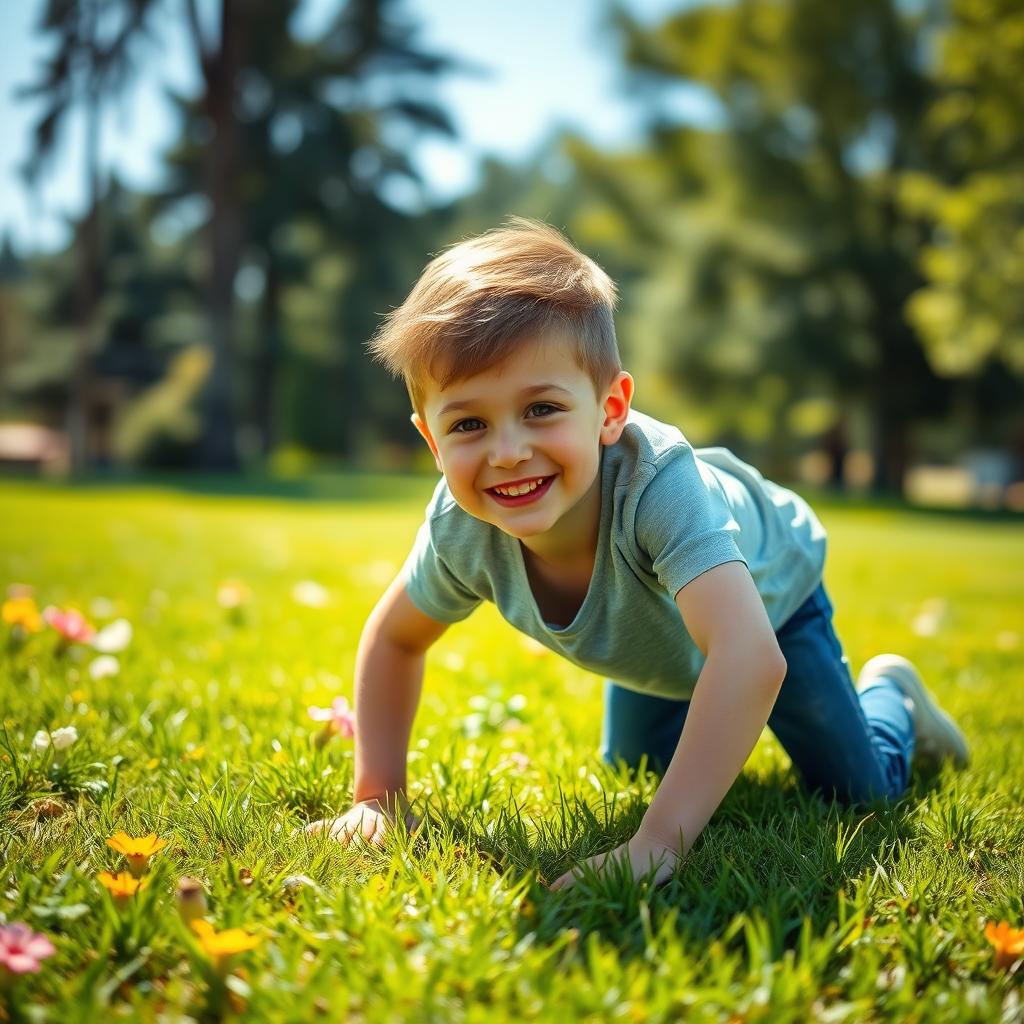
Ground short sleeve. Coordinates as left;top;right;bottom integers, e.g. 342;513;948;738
634;447;746;598
401;518;482;623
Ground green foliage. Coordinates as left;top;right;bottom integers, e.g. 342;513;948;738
0;480;1022;1019
112;346;210;467
902;0;1024;378
545;0;1023;491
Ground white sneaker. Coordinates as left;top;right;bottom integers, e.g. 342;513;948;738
857;654;969;767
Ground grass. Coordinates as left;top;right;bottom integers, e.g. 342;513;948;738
0;477;1022;1022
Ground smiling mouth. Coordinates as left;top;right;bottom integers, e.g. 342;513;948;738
486;475;555;505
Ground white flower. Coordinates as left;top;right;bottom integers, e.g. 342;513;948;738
50;726;78;750
89;655;120;680
32;730;51;752
92;618;132;653
292;580;329;608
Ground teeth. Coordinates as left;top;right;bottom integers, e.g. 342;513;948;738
495;478;545;497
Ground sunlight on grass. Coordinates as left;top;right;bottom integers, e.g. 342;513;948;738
1;480;1022;1019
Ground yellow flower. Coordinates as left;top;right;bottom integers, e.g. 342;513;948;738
106;831;168;877
217;580;250;610
2;596;42;633
985;920;1024;969
190;919;261;959
98;871;149;902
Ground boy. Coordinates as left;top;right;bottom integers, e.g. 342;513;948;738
308;218;969;889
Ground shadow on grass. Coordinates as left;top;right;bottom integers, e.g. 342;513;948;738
425;760;945;965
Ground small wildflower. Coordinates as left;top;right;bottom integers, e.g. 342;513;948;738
31;726;78;753
50;726;78;751
292;580;330;608
175;877;208;925
181;745;205;762
106;831;168;877
97;871;149;903
308;696;355;747
190;920;260;961
217;580;250;610
985;920;1024;970
0;923;55;975
92;618;132;653
89;655;120;680
2;596;43;634
42;606;95;644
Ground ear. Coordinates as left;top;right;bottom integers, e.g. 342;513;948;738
599;371;634;446
411;412;443;473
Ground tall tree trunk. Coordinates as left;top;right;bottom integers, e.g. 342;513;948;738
254;259;280;458
190;0;243;470
69;88;102;476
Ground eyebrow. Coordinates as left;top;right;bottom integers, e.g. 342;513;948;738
438;383;573;418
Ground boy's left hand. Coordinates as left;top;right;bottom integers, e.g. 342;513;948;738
547;829;680;891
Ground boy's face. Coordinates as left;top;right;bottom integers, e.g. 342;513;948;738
411;333;633;550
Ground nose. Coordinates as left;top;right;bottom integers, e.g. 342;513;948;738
487;422;531;469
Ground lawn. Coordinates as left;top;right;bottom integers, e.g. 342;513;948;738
1;478;1022;1022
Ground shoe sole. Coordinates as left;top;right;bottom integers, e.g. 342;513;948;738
857;654;970;767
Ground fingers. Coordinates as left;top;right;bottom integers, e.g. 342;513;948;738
306;809;392;847
306;803;422;850
548;862;587;891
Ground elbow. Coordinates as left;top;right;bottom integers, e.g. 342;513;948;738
766;643;787;692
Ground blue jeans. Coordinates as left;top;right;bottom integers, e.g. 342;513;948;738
600;584;915;805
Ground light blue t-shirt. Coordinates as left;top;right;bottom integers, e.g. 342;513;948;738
402;409;827;699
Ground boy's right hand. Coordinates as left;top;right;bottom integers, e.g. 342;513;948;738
305;798;419;846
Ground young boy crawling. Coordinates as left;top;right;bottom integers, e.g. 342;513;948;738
308;218;969;889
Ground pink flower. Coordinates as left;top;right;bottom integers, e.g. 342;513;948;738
42;606;95;645
0;923;56;975
308;696;355;739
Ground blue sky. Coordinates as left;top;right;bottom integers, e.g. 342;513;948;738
0;0;718;253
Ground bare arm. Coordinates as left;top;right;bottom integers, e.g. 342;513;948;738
638;560;787;855
352;574;449;804
551;560;786;888
308;574;449;841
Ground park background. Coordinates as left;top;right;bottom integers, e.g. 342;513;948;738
1;1;1023;1021
0;0;1021;505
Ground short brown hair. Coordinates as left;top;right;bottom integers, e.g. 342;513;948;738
366;217;621;415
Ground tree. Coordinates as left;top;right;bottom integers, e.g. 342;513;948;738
163;0;463;462
19;0;157;473
597;0;957;490
902;0;1024;381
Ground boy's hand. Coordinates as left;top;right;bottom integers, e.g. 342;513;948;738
305;798;419;846
547;828;680;891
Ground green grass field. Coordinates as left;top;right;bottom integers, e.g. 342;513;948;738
1;479;1022;1022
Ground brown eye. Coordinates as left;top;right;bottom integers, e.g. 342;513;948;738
527;403;560;418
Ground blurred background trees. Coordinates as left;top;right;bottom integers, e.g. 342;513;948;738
1;0;1021;502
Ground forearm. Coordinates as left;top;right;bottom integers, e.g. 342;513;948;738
351;627;425;806
640;647;785;856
